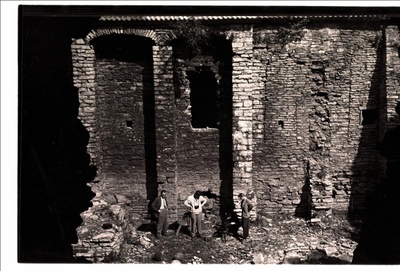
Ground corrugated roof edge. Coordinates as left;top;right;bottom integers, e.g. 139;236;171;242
99;14;389;21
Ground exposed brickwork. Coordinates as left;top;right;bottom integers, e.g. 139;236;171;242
386;26;400;130
249;27;391;217
153;45;179;218
71;20;400;261
85;27;173;45
230;29;256;216
95;59;146;191
71;39;97;164
173;56;221;217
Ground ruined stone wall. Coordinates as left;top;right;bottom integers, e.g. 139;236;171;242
227;27;258;217
72;23;394;219
71;39;97;164
251;26;386;215
386;26;400;130
95;59;146;189
173;56;222;216
71;21;400;262
153;45;179;218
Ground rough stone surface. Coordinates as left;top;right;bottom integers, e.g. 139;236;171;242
71;21;400;261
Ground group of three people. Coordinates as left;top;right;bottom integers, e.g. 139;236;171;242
151;189;253;241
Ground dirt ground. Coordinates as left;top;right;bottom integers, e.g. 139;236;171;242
117;212;360;264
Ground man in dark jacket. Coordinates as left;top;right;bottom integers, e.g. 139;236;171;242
151;190;170;239
238;193;251;241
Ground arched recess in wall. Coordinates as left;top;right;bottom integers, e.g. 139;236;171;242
85;28;172;45
171;33;235;213
89;34;159;202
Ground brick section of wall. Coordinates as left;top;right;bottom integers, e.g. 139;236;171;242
252;27;385;216
71;39;97;165
72;22;400;260
230;29;256;215
86;27;160;44
253;31;312;214
153;45;179;220
94;59;146;194
72;24;400;223
386;26;400;130
174;57;221;217
343;29;384;214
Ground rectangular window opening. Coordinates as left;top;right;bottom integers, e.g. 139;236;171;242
187;67;218;129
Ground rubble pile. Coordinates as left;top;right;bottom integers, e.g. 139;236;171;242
115;212;359;264
72;192;144;262
72;188;359;264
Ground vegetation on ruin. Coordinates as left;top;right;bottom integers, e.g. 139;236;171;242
171;19;212;55
170;19;226;59
254;19;308;52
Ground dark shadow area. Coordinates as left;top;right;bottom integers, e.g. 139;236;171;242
143;45;159;214
282;250;351;264
348;28;400;264
92;34;154;62
352;102;400;264
137;222;157;234
91;34;158;215
19;8;99;263
212;211;240;242
295;161;312;219
137;220;188;237
300;257;351;265
215;38;234;216
16;5;400;19
348;28;386;221
168;220;192;237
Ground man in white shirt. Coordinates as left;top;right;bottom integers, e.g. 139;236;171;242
184;190;207;237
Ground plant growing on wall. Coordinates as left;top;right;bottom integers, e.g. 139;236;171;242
255;19;308;52
368;29;384;49
171;19;214;58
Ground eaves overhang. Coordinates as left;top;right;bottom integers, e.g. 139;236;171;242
99;14;389;22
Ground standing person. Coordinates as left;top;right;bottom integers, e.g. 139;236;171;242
238;193;252;242
184;190;207;238
151;190;170;239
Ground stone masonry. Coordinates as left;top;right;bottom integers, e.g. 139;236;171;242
71;15;400;261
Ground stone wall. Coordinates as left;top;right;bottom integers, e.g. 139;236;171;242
71;20;400;261
71;39;97;164
227;27;259;218
250;26;387;216
153;45;179;218
71;188;141;262
95;59;146;187
386;26;400;129
174;55;222;216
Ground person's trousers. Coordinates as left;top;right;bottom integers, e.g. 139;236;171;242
191;212;202;234
156;209;168;236
242;217;249;239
